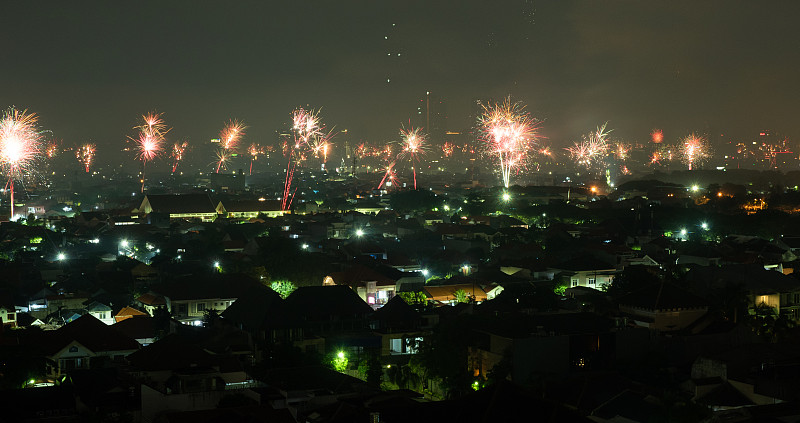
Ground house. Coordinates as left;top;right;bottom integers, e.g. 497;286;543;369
371;296;425;356
221;284;309;351
0;305;18;328
137;193;218;222
618;283;709;332
216;199;287;219
85;301;115;325
113;315;158;346
423;283;488;304
323;265;424;308
550;256;618;290
40;314;140;378
138;274;258;326
686;264;800;321
126;333;257;422
114;306;148;323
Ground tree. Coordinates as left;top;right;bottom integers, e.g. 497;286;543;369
398;291;427;305
453;289;470;304
269;280;297;299
203;309;220;327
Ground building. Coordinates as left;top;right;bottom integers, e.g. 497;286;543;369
216;199;286;219
137;194;218;222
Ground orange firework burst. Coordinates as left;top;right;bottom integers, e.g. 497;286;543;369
46;141;59;158
214;149;231;173
566;123;610;171
171;141;188;173
76;143;96;173
220;119;246;151
282;107;335;210
0;107;45;219
681;133;711;170
248;143;264;175
651;129;664;144
442;141;454;157
129;112;169;192
478;97;539;188
398;127;427;189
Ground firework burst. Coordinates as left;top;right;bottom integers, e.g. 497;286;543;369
220;120;246;151
214;149;231;173
397;127;427;189
377;161;397;190
680;133;711;170
129;112;169;192
248;143;264;175
171;141;188;173
651;129;664;144
566;123;611;171
442;141;454;158
478;97;539;188
46;141;59;159
282;107;334;211
0;108;45;219
76;143;96;173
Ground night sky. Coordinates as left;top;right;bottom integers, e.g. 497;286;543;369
3;1;799;164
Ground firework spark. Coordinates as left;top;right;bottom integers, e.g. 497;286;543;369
282;107;334;211
46;141;59;159
220;120;246;151
76;143;96;173
478;97;539;188
651;129;664;144
0;108;45;219
377;161;397;190
681;133;711;170
248;143;264;175
129;112;169;192
566;123;611;171
398;127;427;189
442;141;454;158
171;141;188;173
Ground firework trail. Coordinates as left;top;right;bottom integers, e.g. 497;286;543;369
129;112;168;192
220;120;246;151
398;127;427;190
248;143;264;175
214;149;232;173
0;108;45;219
478;97;539;188
681;133;711;170
214;120;246;173
171;141;188;173
377;161;397;190
282;108;334;211
566;123;611;171
76;143;96;173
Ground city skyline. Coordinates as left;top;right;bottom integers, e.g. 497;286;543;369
2;1;799;162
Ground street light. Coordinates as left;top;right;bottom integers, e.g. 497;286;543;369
701;222;709;230
355;229;364;237
421;269;429;277
56;252;66;261
501;192;511;202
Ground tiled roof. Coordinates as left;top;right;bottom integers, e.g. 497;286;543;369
142;194;216;214
45;314;139;355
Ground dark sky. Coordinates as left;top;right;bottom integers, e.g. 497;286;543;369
3;0;800;164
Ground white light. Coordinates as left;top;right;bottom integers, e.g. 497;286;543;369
502;192;511;202
214;261;220;268
355;229;364;237
422;269;429;277
302;243;309;250
680;229;687;236
56;252;66;261
120;240;129;248
701;222;708;230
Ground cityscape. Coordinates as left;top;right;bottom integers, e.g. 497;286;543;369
2;1;800;422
